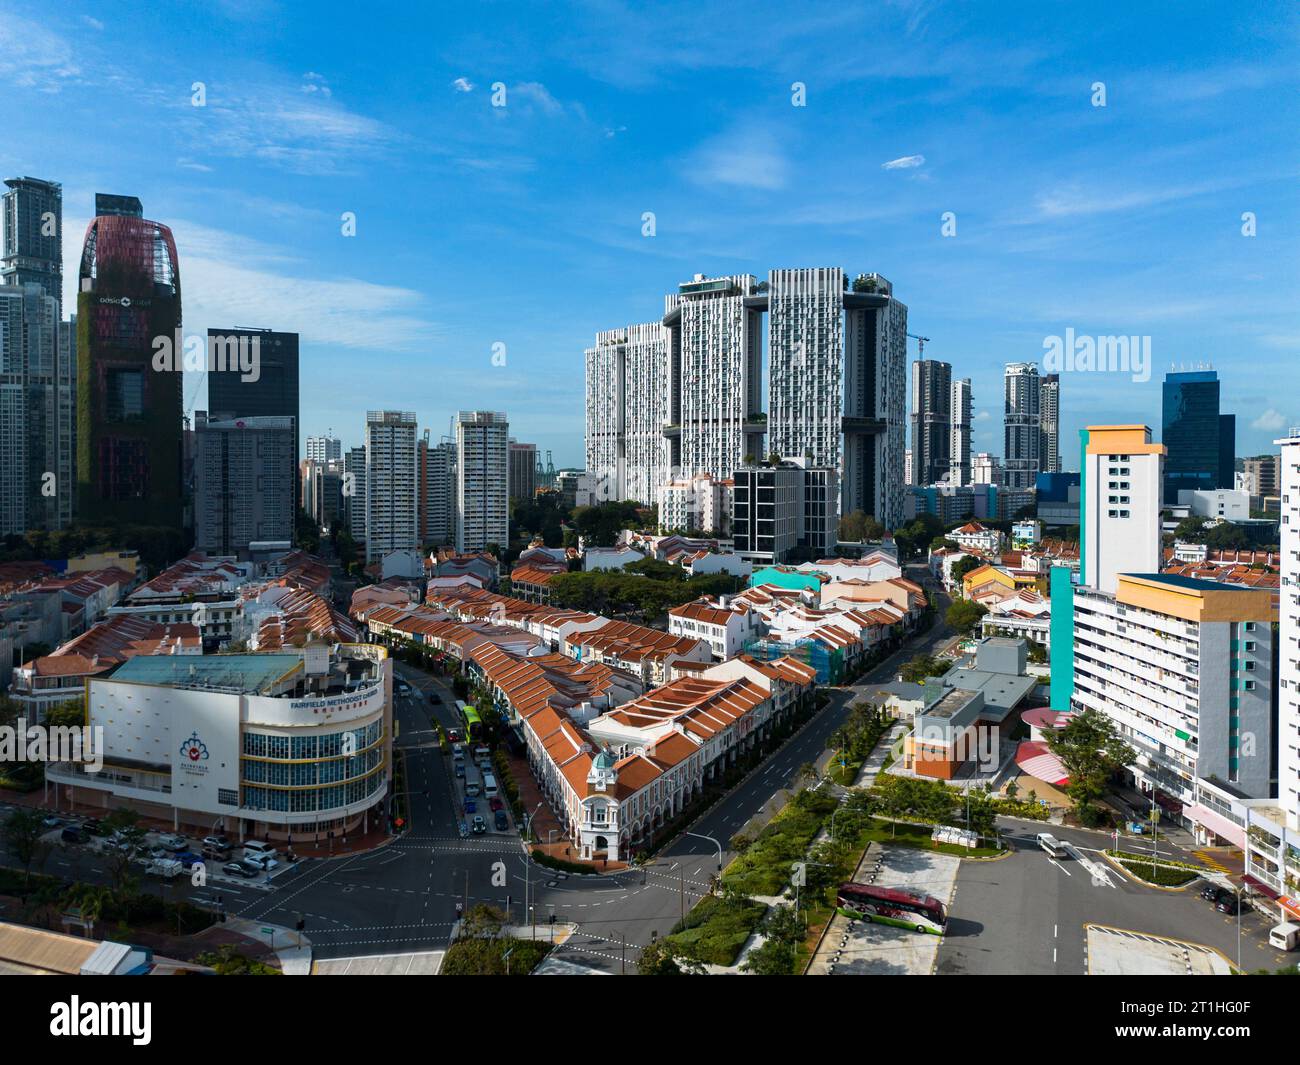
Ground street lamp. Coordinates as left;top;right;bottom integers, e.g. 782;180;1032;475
684;831;723;882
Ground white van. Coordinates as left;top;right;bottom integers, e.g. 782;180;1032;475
1269;922;1300;951
483;771;499;799
1036;832;1068;859
243;840;278;861
145;858;182;879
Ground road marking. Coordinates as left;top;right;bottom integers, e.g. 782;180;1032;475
1048;857;1072;877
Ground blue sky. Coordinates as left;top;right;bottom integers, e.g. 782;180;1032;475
4;0;1297;468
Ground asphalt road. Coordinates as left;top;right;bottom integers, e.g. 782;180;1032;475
938;820;1289;975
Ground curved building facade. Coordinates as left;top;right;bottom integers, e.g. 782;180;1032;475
75;203;183;529
47;644;392;843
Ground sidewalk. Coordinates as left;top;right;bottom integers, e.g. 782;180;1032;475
506;749;628;873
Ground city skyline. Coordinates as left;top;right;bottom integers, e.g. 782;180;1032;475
0;1;1294;468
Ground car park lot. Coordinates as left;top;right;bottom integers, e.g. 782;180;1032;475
936;822;1292;975
19;812;295;890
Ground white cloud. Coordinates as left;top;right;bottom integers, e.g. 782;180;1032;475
1251;409;1287;432
452;76;475;93
82;16;105;30
62;217;437;353
882;154;925;170
0;15;80;90
300;72;333;97
686;127;789;191
187;85;393;174
512;81;564;116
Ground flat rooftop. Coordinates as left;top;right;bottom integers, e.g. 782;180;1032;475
110;653;304;693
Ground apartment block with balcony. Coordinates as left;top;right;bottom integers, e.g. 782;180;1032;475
1071;572;1276;826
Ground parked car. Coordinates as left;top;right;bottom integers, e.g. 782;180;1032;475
80;818;103;836
223;860;261;878
42;815;63;829
494;810;509;831
1215;892;1241;915
1199;881;1223;902
471;815;487;835
174;850;204;871
454;762;465;778
457;819;469;839
242;852;279;871
145;845;172;861
488;796;504;812
446;726;460;742
464;799;477;814
202;844;231;861
157;833;187;851
60;826;88;844
202;834;230;850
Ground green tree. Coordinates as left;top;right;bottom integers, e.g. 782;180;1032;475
945;598;987;634
741;905;803;975
949;555;986;587
637;939;705;975
1046;708;1135;825
2;809;46;885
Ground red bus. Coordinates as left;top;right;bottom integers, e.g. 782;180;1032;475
836;882;948;935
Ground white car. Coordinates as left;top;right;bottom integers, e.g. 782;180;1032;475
242;852;279;871
156;833;187;850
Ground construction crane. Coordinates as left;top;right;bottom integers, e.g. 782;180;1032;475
907;333;932;360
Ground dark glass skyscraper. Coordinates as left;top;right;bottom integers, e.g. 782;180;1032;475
2;177;63;318
206;327;300;508
76;200;183;528
1162;370;1234;503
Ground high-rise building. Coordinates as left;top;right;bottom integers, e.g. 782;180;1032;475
767;269;908;530
584;323;670;505
1039;373;1060;474
306;435;341;463
345;445;366;545
1161;370;1234;503
731;457;836;564
207;328;300;509
1003;363;1041;490
1276;430;1300;832
55;315;76;529
508;439;537;503
301;457;344;532
949;378;972;488
1071;573;1276;813
193;413;295;556
3;177;63;318
910;358;952;486
75;198;183;529
1218;413;1236;496
364;411;418;564
1243;454;1280;499
1;177;72;534
455;410;509;555
972;452;1003;487
418;432;455;546
665;275;763;487
1080;424;1164;596
0;285;60;535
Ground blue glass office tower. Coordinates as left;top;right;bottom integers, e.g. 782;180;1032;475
1161;370;1234;503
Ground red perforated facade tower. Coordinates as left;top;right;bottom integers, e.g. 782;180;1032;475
75;198;183;529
